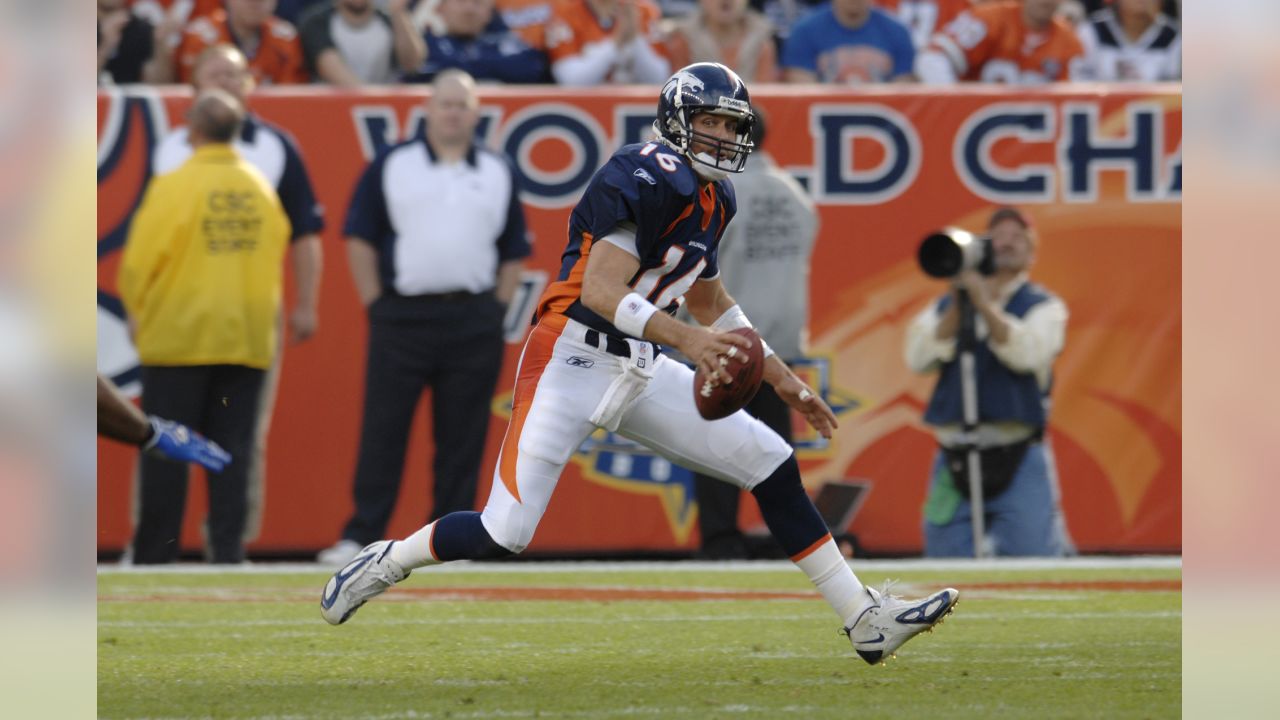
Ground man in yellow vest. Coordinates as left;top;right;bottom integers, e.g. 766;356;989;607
119;89;290;564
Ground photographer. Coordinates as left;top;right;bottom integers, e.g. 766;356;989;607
904;207;1073;557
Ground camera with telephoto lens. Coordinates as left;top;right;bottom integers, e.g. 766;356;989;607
917;228;996;279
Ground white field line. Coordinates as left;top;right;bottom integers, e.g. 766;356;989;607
97;556;1181;575
98;608;1179;630
111;706;823;720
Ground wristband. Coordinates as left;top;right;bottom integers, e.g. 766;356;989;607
711;305;775;358
711;305;751;331
615;292;659;338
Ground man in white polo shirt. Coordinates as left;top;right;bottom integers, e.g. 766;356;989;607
318;69;531;566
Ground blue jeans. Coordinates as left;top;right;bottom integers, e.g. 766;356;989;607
921;441;1072;557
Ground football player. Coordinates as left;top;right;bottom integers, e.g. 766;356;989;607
321;62;959;665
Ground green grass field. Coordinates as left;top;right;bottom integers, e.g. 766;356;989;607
98;559;1180;719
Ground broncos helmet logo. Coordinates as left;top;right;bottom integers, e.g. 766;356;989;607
662;70;706;110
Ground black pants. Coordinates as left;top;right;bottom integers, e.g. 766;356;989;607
694;383;793;559
342;292;505;545
132;364;265;564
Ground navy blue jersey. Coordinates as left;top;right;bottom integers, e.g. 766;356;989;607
536;141;737;339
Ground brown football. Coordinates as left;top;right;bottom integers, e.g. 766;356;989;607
693;327;766;420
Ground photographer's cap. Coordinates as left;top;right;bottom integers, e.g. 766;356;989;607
988;206;1032;231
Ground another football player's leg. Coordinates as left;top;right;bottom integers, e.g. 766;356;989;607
616;357;869;624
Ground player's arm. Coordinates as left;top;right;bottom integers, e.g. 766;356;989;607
685;277;838;438
97;375;232;472
97;374;152;445
580;240;747;385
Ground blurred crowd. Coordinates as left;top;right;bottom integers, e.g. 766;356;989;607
98;0;1181;88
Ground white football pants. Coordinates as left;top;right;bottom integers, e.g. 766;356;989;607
480;316;793;553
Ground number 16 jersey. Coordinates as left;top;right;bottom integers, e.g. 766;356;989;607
535;141;738;342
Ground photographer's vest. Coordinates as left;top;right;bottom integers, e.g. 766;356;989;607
924;282;1054;431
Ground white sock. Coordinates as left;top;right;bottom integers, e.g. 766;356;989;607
794;537;870;627
389;522;443;570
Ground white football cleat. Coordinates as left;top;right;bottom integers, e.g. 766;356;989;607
844;582;959;665
320;540;409;626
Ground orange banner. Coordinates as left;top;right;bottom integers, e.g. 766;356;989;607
97;86;1181;555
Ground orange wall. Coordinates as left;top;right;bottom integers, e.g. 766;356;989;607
97;86;1181;554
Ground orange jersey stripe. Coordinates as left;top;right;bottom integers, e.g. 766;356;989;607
698;184;716;231
789;533;833;563
537;232;594;320
661;203;695;238
497;321;566;503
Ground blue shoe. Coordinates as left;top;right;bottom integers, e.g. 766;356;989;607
844;583;958;665
320;541;409;625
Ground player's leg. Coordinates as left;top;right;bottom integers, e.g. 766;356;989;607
618;357;957;663
394;321;606;564
617;358;870;619
321;320;608;625
694;386;792;559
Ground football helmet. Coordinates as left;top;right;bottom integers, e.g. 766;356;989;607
654;62;755;181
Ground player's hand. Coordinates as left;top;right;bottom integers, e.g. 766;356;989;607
774;374;838;440
386;0;411;13
289;304;319;344
142;417;233;473
683;328;751;386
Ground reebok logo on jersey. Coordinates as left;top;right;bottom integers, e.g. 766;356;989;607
633;168;656;186
566;356;595;368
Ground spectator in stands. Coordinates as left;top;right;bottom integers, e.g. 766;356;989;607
177;0;310;84
495;0;556;50
97;0;173;84
781;0;915;83
875;0;972;51
119;89;291;564
664;0;779;83
298;0;426;85
277;0;333;24
1075;0;1180;81
152;44;326;550
756;0;826;56
404;0;549;83
1055;0;1087;28
904;207;1073;557
916;0;1084;84
545;0;670;86
1080;0;1179;20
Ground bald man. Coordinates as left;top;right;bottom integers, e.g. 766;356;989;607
317;71;532;567
119;88;290;564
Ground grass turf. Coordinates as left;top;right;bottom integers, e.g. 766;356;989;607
98;561;1180;719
